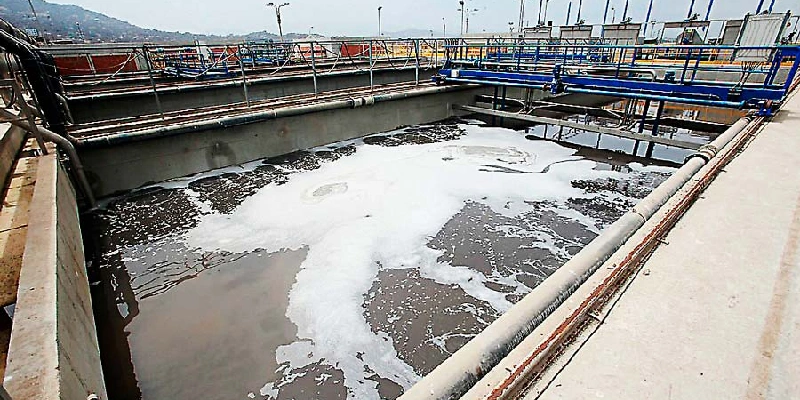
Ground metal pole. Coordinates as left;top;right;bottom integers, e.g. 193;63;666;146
642;0;654;36
378;6;383;37
277;7;284;42
414;39;420;85
603;0;611;24
518;0;525;32
538;0;543;25
460;1;465;36
237;46;251;107
142;46;164;120
369;40;374;92
491;86;499;125
768;0;776;12
704;0;715;23
622;0;629;22
756;0;765;14
310;41;318;96
687;0;696;19
543;0;550;24
646;100;665;158
566;2;572;26
576;0;582;24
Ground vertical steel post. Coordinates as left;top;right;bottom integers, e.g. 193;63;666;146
415;39;420;85
142;45;164;120
566;2;572;26
643;0;654;36
310;41;318;96
634;99;651;155
500;86;507;125
369;40;374;92
638;100;651;133
237;46;251;107
491;86;499;125
755;0;765;14
646;100;665;158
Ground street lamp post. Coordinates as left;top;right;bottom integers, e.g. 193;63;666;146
443;17;446;37
266;2;289;42
459;1;465;36
465;8;479;34
378;6;383;37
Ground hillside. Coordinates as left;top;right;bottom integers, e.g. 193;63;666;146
0;0;311;44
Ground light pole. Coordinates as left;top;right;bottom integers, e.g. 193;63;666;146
543;0;550;25
378;6;383;37
459;1;465;36
518;0;525;32
443;17;446;37
465;8;479;34
26;0;46;43
266;2;289;42
611;6;616;23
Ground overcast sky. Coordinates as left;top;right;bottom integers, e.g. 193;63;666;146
48;0;797;37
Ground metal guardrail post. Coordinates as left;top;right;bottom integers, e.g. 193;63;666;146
236;46;251;107
414;39;420;85
310;41;318;96
369;39;374;92
142;45;165;120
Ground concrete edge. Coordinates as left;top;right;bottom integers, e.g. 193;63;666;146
5;152;107;399
0;124;28;190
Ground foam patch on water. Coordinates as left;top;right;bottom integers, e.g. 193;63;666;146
185;124;624;399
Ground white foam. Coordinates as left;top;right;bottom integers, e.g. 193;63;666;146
185;124;624;399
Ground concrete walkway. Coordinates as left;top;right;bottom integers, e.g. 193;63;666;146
530;95;800;399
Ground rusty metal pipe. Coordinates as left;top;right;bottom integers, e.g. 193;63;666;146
399;115;753;400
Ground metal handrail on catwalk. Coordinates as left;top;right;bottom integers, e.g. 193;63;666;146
433;41;800;117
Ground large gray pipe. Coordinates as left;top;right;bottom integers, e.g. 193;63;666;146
0;108;97;209
400;115;754;400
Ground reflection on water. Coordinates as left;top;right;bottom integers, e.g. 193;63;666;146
89;118;675;399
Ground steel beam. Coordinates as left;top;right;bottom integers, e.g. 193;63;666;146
455;104;702;150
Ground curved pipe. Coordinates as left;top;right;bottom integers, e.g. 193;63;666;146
0;108;96;209
0;29;68;133
399;116;754;400
54;93;74;124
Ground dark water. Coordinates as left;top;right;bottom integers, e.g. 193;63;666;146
86;118;680;399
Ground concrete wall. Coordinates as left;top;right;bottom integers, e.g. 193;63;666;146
5;153;107;400
80;86;489;196
69;67;432;123
0;124;27;189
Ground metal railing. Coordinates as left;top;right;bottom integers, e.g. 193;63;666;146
435;41;800;115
